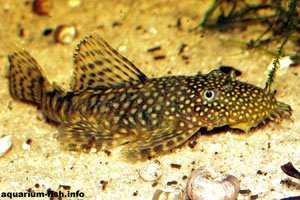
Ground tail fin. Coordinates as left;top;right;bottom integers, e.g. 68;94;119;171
8;47;50;106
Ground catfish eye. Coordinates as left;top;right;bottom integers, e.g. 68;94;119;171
203;90;215;100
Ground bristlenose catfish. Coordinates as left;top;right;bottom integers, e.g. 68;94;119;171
8;33;292;158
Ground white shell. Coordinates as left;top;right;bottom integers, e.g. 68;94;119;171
139;160;163;182
0;135;13;157
186;168;240;200
54;25;77;44
152;188;184;200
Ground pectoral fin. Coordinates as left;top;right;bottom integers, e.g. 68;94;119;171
57;119;134;151
123;127;200;160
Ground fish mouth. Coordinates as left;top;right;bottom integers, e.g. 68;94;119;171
270;101;292;120
227;101;292;132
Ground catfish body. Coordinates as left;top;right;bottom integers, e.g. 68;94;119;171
8;34;292;158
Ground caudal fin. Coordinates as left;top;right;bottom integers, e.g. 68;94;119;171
8;48;50;106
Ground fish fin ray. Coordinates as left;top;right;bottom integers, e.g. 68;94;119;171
58;120;134;151
72;33;148;92
123;127;200;160
8;47;51;106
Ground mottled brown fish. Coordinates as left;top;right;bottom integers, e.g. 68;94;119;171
8;33;291;159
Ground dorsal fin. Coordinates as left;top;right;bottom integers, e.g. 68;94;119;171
72;33;148;92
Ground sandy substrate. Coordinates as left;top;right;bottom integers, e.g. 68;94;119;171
0;0;299;199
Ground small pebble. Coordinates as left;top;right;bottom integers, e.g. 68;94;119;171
26;138;32;145
22;142;31;150
104;149;111;156
118;45;127;52
239;189;251;194
149;27;158;35
188;141;197;149
139;160;163;182
167;181;178;186
32;0;51;16
152;182;158;187
148;46;161;52
181;55;189;60
19;28;27;37
170;163;181;169
250;194;258;200
59;185;71;190
133;191;138;196
99;180;108;190
178;43;187;55
54;25;77;44
0;135;13;157
153;55;166;60
112;22;122;28
43;28;53;36
67;0;81;7
152;188;184;200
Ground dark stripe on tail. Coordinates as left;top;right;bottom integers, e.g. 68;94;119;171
8;50;50;106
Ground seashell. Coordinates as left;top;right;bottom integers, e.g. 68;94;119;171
186;168;240;200
152;188;184;200
54;25;77;44
32;0;51;16
139;160;163;182
0;135;13;157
